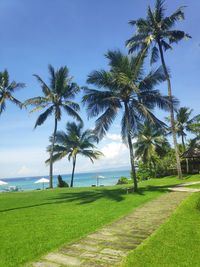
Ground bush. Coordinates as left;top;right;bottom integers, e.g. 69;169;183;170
155;149;177;177
137;162;152;181
117;176;132;185
57;175;69;188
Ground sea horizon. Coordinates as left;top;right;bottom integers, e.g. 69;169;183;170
0;168;131;191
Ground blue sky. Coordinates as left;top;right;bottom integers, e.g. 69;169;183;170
0;0;199;178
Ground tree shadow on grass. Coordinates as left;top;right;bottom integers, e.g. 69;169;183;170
0;185;174;213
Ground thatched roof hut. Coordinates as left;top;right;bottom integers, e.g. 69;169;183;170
181;140;200;173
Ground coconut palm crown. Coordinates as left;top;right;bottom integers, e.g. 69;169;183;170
126;0;191;64
83;50;175;191
47;122;103;187
0;69;25;114
175;107;200;150
24;65;82;188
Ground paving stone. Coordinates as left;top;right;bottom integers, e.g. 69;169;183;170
88;233;117;241
80;251;98;259
101;248;127;257
71;243;99;252
44;253;82;266
60;247;85;257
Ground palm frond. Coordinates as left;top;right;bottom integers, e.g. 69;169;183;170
63;105;82;123
48;64;56;90
34;106;54;128
94;107;118;139
150;46;159;64
33;74;52;97
155;0;166;22
139;66;166;91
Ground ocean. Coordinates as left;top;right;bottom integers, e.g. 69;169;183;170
0;169;131;192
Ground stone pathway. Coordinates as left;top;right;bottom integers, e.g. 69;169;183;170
168;181;200;193
29;191;190;267
178;181;200;187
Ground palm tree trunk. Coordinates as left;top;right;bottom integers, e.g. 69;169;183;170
124;102;138;192
70;156;76;188
181;134;186;151
49;117;58;188
158;41;182;179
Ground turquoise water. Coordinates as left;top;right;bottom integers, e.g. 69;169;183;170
0;169;130;191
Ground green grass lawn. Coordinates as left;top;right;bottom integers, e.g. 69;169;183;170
0;174;199;267
123;192;200;267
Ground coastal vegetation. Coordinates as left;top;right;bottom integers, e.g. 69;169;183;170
24;65;82;188
1;0;199;191
126;0;191;179
47;122;103;187
83;50;172;191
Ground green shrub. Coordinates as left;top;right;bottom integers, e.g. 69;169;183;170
155;149;177;177
57;175;69;188
117;176;132;185
137;162;152;181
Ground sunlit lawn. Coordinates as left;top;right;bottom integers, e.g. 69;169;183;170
0;174;199;267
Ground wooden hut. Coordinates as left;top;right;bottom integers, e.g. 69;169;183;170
181;141;200;174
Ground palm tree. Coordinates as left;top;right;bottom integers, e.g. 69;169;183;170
47;122;103;187
83;50;174;191
0;69;25;114
134;121;169;176
175;107;200;150
25;65;82;188
126;0;191;179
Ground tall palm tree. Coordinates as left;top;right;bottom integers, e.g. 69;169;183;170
175;107;200;150
126;0;191;179
25;65;82;188
0;69;25;114
83;50;174;191
134;121;169;175
47;122;103;187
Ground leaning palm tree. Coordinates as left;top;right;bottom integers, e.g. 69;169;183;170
0;69;25;114
134;121;169;175
83;50;175;191
126;0;191;179
175;107;200;150
47;122;103;187
24;65;82;188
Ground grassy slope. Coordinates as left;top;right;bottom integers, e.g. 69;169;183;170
124;192;200;267
0;174;199;267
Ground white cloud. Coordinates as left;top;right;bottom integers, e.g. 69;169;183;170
101;141;127;159
106;133;122;142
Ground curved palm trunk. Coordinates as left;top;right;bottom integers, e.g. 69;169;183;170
70;156;76;188
124;102;138;192
49;117;58;188
158;41;182;179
